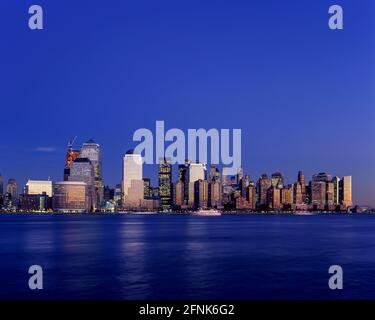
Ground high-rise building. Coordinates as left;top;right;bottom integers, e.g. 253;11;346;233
257;174;270;206
143;178;151;199
293;182;303;205
194;179;209;209
209;180;222;208
311;181;326;208
281;185;293;206
6;179;18;201
25;179;53;197
53;181;89;213
159;157;172;210
188;163;205;207
332;176;341;205
267;186;281;210
122;150;143;207
298;170;306;203
340;176;352;208
312;172;332;182
246;183;256;210
113;184;122;206
271;172;284;189
80;139;104;208
209;165;220;183
64;138;80;181
68;158;96;211
326;182;335;207
174;180;185;207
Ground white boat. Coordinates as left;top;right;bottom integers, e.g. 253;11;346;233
193;209;221;216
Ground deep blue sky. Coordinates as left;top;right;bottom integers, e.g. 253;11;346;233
0;0;374;206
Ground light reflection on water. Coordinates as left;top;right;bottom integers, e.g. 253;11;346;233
0;214;374;299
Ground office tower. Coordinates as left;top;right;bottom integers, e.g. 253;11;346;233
64;137;80;181
143;178;151;199
246;183;256;210
293;182;303;204
0;174;3;195
237;167;244;184
340;176;352;207
281;185;293;206
194;179;209;209
53;181;89;213
209;179;222;208
80;139;104;208
240;175;251;198
7;179;18;201
312;172;332;182
122;150;143;206
257;174;271;205
209;165;220;183
298;170;306;203
271;172;284;189
68;158;96;211
174;180;185;207
178;163;189;204
267;186;281;210
159;157;172;210
127;180;144;207
188;163;205;207
332;176;341;205
25;179;53;197
103;186;114;202
311;181;326;208
113;184;122;206
326;182;335;207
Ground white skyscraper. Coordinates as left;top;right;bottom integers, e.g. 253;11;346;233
188;163;205;207
122;150;143;207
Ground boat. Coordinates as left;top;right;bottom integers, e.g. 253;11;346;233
193;208;222;216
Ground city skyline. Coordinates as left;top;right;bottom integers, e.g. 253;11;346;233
0;1;374;206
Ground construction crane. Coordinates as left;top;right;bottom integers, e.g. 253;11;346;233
68;136;77;149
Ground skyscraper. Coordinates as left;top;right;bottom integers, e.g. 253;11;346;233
188;163;205;207
6;179;18;201
257;174;270;206
143;178;151;199
332;176;341;205
298;170;306;203
122;150;143;207
69;158;96;211
159;157;172;210
194;179;209;209
80;139;104;208
174;180;185;207
340;176;352;208
311;181;326;209
271;172;284;189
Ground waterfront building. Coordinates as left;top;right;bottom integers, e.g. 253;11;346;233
159;157;172;210
113;184;122;206
209;180;222;208
281;185;293;206
340;176;352;208
298;170;306;203
246;183;257;210
122;150;143;206
6;179;18;201
257;174;271;206
194;179;209;209
293;182;303;205
20;193;51;211
188;162;205;207
53;181;88;212
68;158;96;211
311;181;326;209
143;178;151;199
80;139;104;208
326;182;335;207
25;179;53;197
267;186;281;210
332;176;341;205
271;172;284;189
174;180;185;207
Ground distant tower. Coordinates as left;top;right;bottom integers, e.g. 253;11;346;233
6;179;18;201
122;150;143;207
80;139;104;208
257;174;271;206
0;174;3;195
159;157;172;210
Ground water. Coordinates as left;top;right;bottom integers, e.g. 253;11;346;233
0;213;374;300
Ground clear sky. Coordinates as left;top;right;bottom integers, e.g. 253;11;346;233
0;0;374;206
